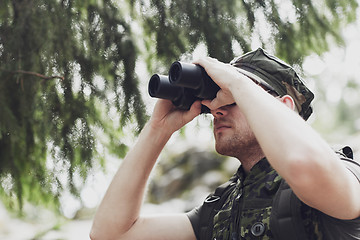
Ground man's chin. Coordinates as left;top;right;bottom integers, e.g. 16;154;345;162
215;143;233;157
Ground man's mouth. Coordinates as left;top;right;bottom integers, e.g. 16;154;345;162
214;124;231;133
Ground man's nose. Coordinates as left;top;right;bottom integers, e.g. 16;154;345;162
211;106;228;118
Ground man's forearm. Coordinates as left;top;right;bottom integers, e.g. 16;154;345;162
229;78;330;179
229;77;324;172
91;122;172;239
230;78;360;219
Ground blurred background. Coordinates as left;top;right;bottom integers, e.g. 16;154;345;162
0;0;359;239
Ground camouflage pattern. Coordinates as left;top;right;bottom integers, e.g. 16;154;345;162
230;48;315;121
211;158;323;240
301;205;324;240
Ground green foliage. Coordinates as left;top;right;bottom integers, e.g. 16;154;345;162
0;0;146;212
136;0;358;67
0;0;358;214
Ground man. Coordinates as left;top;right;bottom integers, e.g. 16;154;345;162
90;48;360;239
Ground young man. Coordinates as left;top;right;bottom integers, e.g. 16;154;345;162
90;48;360;239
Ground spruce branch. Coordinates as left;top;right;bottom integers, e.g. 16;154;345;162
13;70;65;81
1;69;64;81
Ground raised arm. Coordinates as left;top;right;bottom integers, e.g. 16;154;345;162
90;99;201;240
196;57;360;220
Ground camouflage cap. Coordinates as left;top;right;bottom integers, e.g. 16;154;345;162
230;48;314;120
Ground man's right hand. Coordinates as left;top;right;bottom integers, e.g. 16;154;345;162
149;99;202;135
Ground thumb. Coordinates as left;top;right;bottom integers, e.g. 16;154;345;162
183;100;202;122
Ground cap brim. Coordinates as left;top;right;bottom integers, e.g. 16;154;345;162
234;68;277;93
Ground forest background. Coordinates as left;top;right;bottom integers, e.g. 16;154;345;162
0;0;360;239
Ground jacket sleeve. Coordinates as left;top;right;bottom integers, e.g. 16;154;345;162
186;206;202;240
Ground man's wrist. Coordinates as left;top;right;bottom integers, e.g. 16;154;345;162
143;120;173;143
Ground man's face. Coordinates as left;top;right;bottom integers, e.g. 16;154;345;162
211;104;259;158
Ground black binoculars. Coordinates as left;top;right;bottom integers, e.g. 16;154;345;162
148;61;220;113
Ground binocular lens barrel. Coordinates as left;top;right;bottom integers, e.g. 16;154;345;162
148;74;182;101
169;61;220;99
169;61;203;89
148;61;220;112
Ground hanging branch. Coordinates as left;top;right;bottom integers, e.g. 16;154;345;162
1;69;64;81
12;70;65;81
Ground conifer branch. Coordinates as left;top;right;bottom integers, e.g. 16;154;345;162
1;69;64;81
12;70;64;81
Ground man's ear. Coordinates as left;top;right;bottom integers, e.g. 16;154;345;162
279;95;296;111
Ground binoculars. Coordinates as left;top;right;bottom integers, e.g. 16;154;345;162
148;61;220;113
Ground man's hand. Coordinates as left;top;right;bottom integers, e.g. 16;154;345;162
193;57;252;110
150;99;202;134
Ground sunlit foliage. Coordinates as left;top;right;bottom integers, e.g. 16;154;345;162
0;0;357;213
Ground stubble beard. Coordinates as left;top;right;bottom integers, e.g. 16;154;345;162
214;127;260;160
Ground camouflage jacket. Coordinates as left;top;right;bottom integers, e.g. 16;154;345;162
210;158;323;239
188;157;360;239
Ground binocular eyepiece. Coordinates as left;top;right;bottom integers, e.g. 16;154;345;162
148;61;220;113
